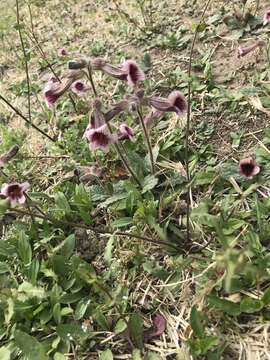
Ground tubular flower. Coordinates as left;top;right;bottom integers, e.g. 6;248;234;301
0;182;30;205
84;124;116;153
71;81;89;96
239;158;260;178
0;145;19;167
94;58;145;87
118;124;134;141
149;90;187;116
237;41;265;58
263;9;270;25
121;60;145;87
43;70;83;107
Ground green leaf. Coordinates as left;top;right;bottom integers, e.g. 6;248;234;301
54;353;66;360
240;297;264;313
53;303;62;324
17;231;32;265
114;319;127;334
190;306;204;338
56;324;88;342
0;262;10;274
100;349;113;360
74;298;90;320
132;349;142;360
61;234;75;259
144;352;162;360
14;330;48;360
142;175;158;194
208;295;241;316
128;313;144;349
54;192;71;217
104;236;114;265
99;193;128;208
262;287;270;305
0;346;11;360
94;308;110;330
112;217;133;228
18;281;45;300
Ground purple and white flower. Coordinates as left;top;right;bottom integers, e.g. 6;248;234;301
239;158;260;178
0;182;30;205
84;124;116;153
118;124;134;141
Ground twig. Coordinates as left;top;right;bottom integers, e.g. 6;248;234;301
16;0;32;123
137;108;155;174
185;0;212;243
12;207;178;249
0;94;56;143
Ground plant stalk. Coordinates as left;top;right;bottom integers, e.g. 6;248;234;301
137;108;155;174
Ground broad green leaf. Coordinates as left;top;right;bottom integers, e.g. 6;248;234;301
56;324;88;342
142;175;158;194
74;298;90;320
99;193;127;208
54;192;71;216
114;319;127;334
208;295;241;316
61;234;75;259
128;313;144;349
94;308;110;330
262;287;270;305
190;306;204;338
240;298;264;313
100;349;113;360
0;346;11;360
14;330;48;360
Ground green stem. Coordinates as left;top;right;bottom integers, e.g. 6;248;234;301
137;108;155;174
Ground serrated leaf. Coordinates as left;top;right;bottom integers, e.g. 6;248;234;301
14;330;48;360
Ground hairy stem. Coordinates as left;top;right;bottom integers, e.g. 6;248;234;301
16;0;32;123
185;0;212;243
137;108;155;174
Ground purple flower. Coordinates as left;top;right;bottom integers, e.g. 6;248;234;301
94;58;145;87
71;81;89;96
144;314;166;340
118;124;134;141
121;60;145;87
84;124;116;153
239;158;260;178
263;10;270;25
58;48;67;56
150;90;187;116
237;41;265;58
43;70;83;107
0;182;30;205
